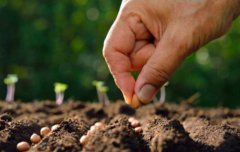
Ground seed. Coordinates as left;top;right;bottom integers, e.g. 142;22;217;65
51;124;60;131
88;125;97;134
128;117;136;123
131;120;140;128
94;122;104;129
80;135;89;145
30;133;41;144
134;126;143;133
40;127;51;136
130;94;142;109
16;141;30;151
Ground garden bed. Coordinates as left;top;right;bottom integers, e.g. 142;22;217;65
0;100;240;152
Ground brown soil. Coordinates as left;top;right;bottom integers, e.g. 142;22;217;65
0;100;240;152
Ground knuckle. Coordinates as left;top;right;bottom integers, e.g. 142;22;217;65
102;42;111;60
102;46;117;72
102;46;107;59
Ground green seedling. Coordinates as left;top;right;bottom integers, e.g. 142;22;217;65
92;80;109;107
4;74;18;102
54;82;68;105
153;81;169;105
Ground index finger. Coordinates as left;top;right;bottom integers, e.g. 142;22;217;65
103;18;136;105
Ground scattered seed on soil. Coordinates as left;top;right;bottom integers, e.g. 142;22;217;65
88;125;97;134
80;135;89;145
128;117;136;123
131;120;140;128
94;122;105;129
1;101;240;152
40;126;51;136
16;141;30;151
134;126;143;133
51;124;60;131
30;133;41;144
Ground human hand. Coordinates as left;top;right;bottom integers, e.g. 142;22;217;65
103;0;240;108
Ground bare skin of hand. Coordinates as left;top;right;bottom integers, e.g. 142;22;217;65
103;0;240;108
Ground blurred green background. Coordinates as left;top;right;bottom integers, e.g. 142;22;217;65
0;0;240;107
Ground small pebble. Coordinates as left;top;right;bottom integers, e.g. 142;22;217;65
51;124;60;131
40;127;51;136
30;133;41;144
16;141;30;151
134;126;143;133
131;120;140;128
80;135;89;145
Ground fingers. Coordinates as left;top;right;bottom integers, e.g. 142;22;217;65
134;27;189;104
103;19;136;105
130;41;156;71
103;6;154;107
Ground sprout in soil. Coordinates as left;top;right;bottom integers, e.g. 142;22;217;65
4;74;18;102
54;82;68;105
92;80;110;107
153;81;169;105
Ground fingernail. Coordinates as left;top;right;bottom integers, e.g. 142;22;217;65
137;84;156;104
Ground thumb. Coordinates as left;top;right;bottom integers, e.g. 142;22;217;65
134;29;190;104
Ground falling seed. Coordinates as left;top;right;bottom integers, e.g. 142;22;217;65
131;120;140;128
80;135;89;145
40;127;51;136
16;141;30;151
134;126;143;133
51;124;60;131
30;133;41;144
94;122;104;129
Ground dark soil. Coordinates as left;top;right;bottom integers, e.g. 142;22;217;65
0;100;240;152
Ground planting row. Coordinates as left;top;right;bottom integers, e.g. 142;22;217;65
1;74;169;108
0;101;240;151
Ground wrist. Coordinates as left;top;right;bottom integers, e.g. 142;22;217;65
221;0;240;19
230;0;240;18
234;1;240;17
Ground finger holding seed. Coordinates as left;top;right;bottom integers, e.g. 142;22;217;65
16;141;30;151
130;94;142;109
30;133;41;144
40;127;51;136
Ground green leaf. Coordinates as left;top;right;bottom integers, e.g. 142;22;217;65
92;80;104;88
54;82;68;93
4;74;18;85
92;80;108;93
99;86;108;93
